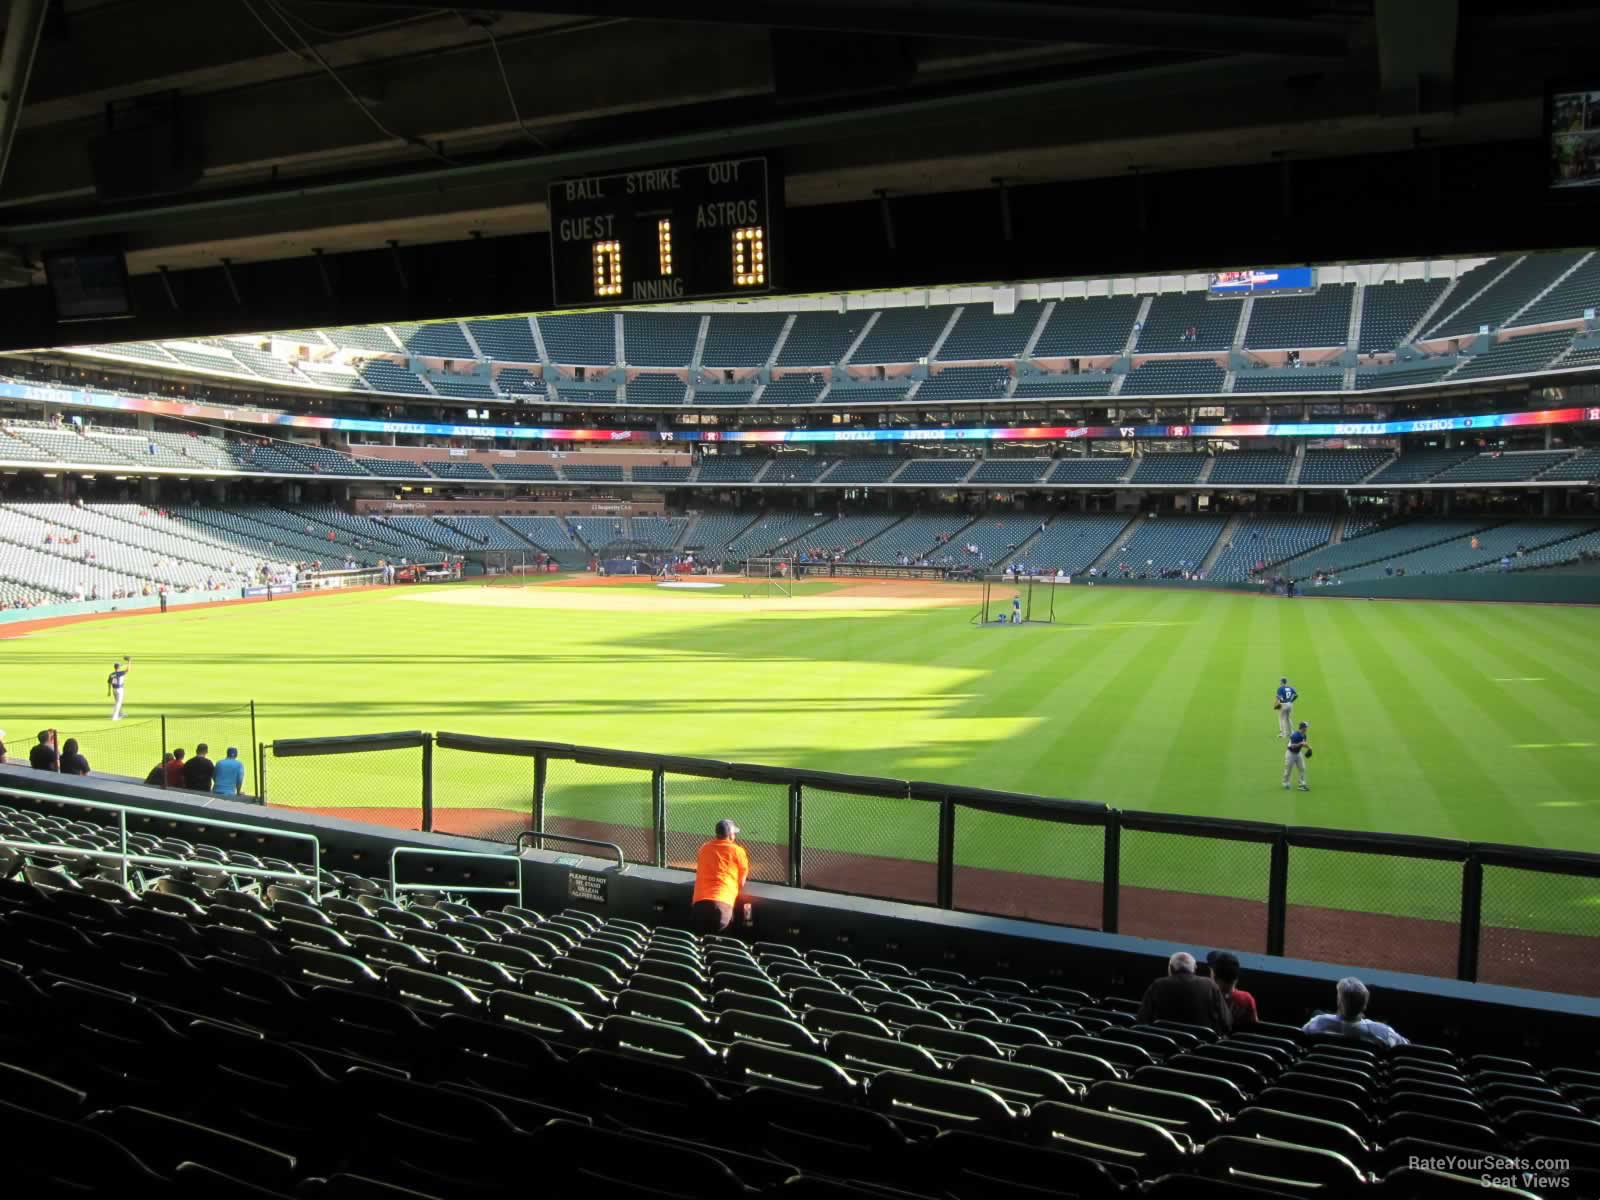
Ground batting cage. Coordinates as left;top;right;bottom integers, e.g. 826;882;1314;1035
973;573;1057;626
742;556;794;598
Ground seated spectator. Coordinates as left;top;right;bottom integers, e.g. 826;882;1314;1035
0;727;6;763
1302;976;1407;1047
1136;951;1231;1033
1207;950;1257;1027
146;753;173;786
29;730;58;771
59;738;90;775
213;746;246;796
165;748;187;788
184;743;216;791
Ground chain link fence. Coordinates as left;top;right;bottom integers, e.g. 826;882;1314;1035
662;770;790;883
164;704;257;797
1478;864;1600;997
62;715;163;783
432;744;534;845
1284;847;1461;980
1118;828;1271;950
952;806;1103;927
541;757;655;866
266;739;426;834
801;787;938;905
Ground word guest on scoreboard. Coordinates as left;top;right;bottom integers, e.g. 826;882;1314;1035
549;157;779;307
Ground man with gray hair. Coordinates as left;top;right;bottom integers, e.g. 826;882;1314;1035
1301;976;1408;1047
1136;950;1231;1032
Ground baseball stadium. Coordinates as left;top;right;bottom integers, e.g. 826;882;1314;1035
2;4;1600;1196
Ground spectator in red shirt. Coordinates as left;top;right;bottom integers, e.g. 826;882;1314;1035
1207;950;1258;1028
165;748;187;788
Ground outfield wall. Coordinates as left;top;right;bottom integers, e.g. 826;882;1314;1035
250;730;1600;1000
5;764;1599;1057
1078;573;1600;604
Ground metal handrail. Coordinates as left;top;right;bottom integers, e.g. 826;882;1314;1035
0;838;320;891
0;783;322;899
390;846;522;900
515;830;626;871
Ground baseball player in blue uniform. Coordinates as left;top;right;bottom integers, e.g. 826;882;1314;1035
107;659;131;721
1283;721;1311;791
1275;677;1298;738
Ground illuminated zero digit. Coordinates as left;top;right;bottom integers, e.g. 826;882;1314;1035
733;226;766;287
593;240;622;297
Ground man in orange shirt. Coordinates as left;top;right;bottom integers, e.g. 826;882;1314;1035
691;819;749;934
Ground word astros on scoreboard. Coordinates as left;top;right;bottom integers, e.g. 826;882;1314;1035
549;157;778;307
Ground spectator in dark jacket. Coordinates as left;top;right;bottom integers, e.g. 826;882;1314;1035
1207;950;1258;1028
184;743;215;791
29;730;58;771
1136;951;1231;1033
146;753;173;786
59;738;90;776
165;749;187;788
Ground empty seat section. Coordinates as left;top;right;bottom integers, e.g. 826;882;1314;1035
1426;252;1587;339
1121;360;1226;395
970;459;1050;484
627;374;687;404
1243;284;1354;349
1358;277;1450;352
824;457;902;484
624;313;700;367
851;306;958;363
1448;331;1574;381
896;460;975;484
358;362;429;395
701;313;787;366
1137;293;1241;352
1033;294;1141;356
389;321;473;358
774;312;869;365
467;318;541;361
1231;369;1344;393
538;313;616;364
1048;456;1129;483
1208;453;1293;485
1102;515;1228;572
1299;450;1391;484
936;302;1044;359
1130;453;1208;484
1020;515;1131;574
1209;517;1334;581
761;374;828;404
1012;375;1115;398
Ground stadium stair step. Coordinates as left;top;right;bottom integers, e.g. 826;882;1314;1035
1285;447;1306;486
1424;256;1524;339
527;316;551;362
765;315;797;367
1085;515;1142;574
1124;296;1153;356
838;312;880;365
1194;456;1218;485
1329;515;1347;545
926;306;964;362
689;315;711;370
1345;283;1365;350
1198;515;1246;574
1231;298;1253;350
1403;274;1460;344
1020;301;1055;359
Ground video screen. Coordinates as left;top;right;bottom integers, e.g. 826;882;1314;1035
1548;87;1600;190
1207;266;1316;297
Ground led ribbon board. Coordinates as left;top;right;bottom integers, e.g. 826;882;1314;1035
3;381;1595;446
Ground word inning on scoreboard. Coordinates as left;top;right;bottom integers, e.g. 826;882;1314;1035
548;157;778;307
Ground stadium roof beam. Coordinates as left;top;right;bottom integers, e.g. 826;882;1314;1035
0;0;48;187
368;0;1356;58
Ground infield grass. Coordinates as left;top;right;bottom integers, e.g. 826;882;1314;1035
3;580;1598;935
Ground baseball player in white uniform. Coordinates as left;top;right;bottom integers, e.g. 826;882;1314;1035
107;659;130;720
1275;677;1297;738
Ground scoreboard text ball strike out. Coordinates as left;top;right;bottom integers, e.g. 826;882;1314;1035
549;157;778;307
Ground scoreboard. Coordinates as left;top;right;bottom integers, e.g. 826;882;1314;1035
548;156;778;308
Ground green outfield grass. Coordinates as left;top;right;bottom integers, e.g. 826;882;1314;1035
3;581;1597;936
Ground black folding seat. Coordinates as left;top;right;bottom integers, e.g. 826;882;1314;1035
1065;1033;1155;1070
519;966;612;1015
85;1105;299;1193
1078;1005;1138;1026
94;930;212;1004
1382;1091;1487;1127
397;926;468;956
724;1041;863;1102
332;913;396;942
434;1011;568;1101
152;874;211;903
636;957;706;988
204;904;279;938
1497;1109;1600;1144
1257;1086;1371;1133
501;929;569;958
556;908;603;930
901;984;959;1005
4;908;101;969
1380;1110;1500;1151
1134;1022;1202;1051
470;939;543;973
528;1117;759;1199
877;1001;951;1029
1100;1026;1182;1058
308;982;438;1068
431;918;494;945
948;1054;1085;1106
714;990;799;1020
861;957;911;977
734;1085;910;1182
198;956;304;1034
1014;1012;1090;1042
487;989;596;1043
552;954;626;990
353;935;430;972
497;904;545;927
1135;1063;1250;1110
578;937;639;967
1198;1136;1369;1194
0;1059;88;1119
800;1007;894;1040
901;1023;1006;1062
1231;1104;1372;1165
265;883;317;906
923;1128;1134;1200
203;922;287;969
1193;1040;1281;1078
1277;1068;1364;1102
371;905;432;930
432;950;518;992
341;1067;538;1197
629;971;710;1007
385;964;484;1013
1029;1100;1192;1171
209;888;272;916
0;1097;167;1190
319;895;367;918
458;914;519;937
792;985;867;1015
713;969;784;999
50;977;195;1094
44;889;125;929
615;988;716;1036
852;985;916;1009
779;969;836;992
290;947;385;993
570;1045;727;1138
1014;1042;1126;1083
755;940;804;962
596;1012;720;1070
715;1008;821;1051
1085;1078;1228;1139
870;1070;1022;1129
964;1018;1051;1050
279;919;354;954
1157;1018;1222;1044
826;1030;942;1077
929;999;1001;1024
